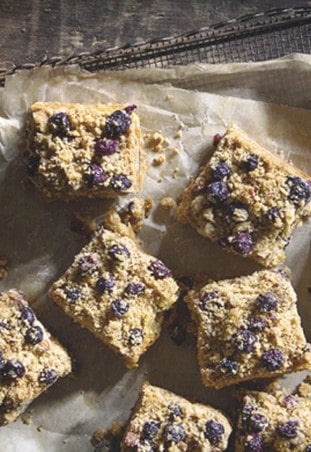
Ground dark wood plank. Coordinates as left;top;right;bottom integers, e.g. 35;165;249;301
0;0;303;72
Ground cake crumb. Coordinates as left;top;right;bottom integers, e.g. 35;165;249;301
22;413;32;425
145;132;170;153
160;197;177;210
119;197;153;232
172;167;179;178
26;102;144;200
123;383;232;450
153;155;166;166
37;425;44;432
166;94;174;101
174;129;182;139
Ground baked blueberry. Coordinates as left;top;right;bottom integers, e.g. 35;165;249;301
1;360;25;379
38;368;58;385
96;274;116;294
261;348;284;371
244;433;264;451
211;162;231;181
168;404;183;421
247;317;268;332
257;292;278;312
218;356;238;375
277;419;299;439
105;110;132;138
19;305;35;325
241;404;254;428
266;207;281;223
198;291;220;311
213;133;223;146
206;181;229;203
234;329;257;353
25;325;44;345
231;232;254;254
163;423;185;444
110;174;132;191
204;420;225;444
48;112;71;137
287;176;310;205
78;254;99;275
125;282;145;296
63;286;82;303
243;154;259;172
108;244;130;261
95;138;119;156
111;298;129;317
142;420;160;439
147;260;171;280
280;395;297;408
248;413;269;433
124;104;137;115
89;164;108;186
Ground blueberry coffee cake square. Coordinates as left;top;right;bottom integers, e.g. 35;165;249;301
185;269;311;389
0;289;71;425
121;382;232;451
25;102;145;200
49;224;179;368
235;376;311;451
176;125;311;267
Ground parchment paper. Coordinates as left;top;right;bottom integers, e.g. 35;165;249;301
0;54;310;452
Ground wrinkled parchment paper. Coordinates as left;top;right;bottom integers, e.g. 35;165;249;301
0;54;310;451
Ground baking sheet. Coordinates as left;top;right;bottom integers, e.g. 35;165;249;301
0;55;310;451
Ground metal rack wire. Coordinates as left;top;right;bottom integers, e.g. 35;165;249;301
1;6;310;86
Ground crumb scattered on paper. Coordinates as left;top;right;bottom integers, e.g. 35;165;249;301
22;413;32;425
160;197;177;210
145;131;170;153
153;155;166;166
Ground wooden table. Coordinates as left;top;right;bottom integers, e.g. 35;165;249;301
0;0;305;74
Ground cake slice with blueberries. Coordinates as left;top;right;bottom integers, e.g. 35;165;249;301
235;376;311;451
121;382;232;451
0;289;71;426
25;102;145;201
185;269;311;389
49;220;179;368
176;125;311;267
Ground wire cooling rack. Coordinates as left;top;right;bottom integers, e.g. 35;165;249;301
0;6;310;86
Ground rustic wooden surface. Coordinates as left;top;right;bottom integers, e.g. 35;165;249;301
0;0;305;73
